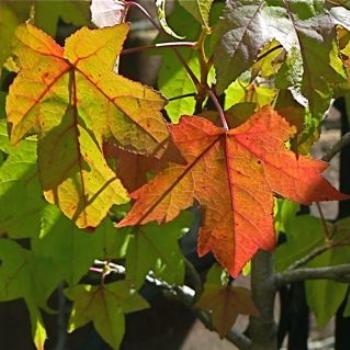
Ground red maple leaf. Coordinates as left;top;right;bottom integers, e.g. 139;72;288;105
118;107;349;276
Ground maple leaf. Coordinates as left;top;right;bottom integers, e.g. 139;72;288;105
197;285;258;337
65;281;149;350
118;107;349;276
6;23;169;228
196;264;258;337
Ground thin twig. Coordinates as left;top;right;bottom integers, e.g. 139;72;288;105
256;44;283;63
208;90;229;130
126;0;201;90
122;41;196;55
168;93;197;101
173;47;200;86
316;202;332;241
126;1;162;32
286;239;350;270
274;263;350;287
322;132;350;162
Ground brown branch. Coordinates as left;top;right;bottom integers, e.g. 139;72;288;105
274;264;350;287
322;132;350;162
121;41;196;55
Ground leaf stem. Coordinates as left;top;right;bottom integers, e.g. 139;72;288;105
122;41;197;55
126;1;162;32
125;0;201;92
208;90;229;130
168;93;197;101
316;202;332;241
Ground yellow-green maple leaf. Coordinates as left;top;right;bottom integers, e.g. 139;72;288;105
6;23;169;228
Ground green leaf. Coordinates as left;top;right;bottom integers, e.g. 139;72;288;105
125;211;193;288
0;2;30;75
157;3;223;123
275;215;325;272
0;121;46;238
156;0;185;39
34;0;90;36
32;205;129;285
274;199;299;234
157;4;201;123
0;239;61;349
65;281;149;350
178;0;214;30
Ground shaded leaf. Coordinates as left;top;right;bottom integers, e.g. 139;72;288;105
0;239;61;349
156;0;185;39
103;139;186;192
196;264;257;337
178;0;214;31
65;281;149;350
125;211;192;288
119;107;348;276
214;0;347;120
32;205;128;285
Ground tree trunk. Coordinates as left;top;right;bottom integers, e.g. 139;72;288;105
250;251;278;350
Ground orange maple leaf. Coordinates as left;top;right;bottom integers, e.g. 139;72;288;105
118;107;349;276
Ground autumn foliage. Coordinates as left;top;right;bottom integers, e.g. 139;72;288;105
1;1;350;349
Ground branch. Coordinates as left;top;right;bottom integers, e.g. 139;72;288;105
274;264;350;287
286;239;350;270
168;93;197;102
250;251;278;350
322;132;350;162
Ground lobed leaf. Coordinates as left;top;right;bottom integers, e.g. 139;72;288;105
119;107;348;276
65;281;149;350
6;23;169;228
196;264;258;337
